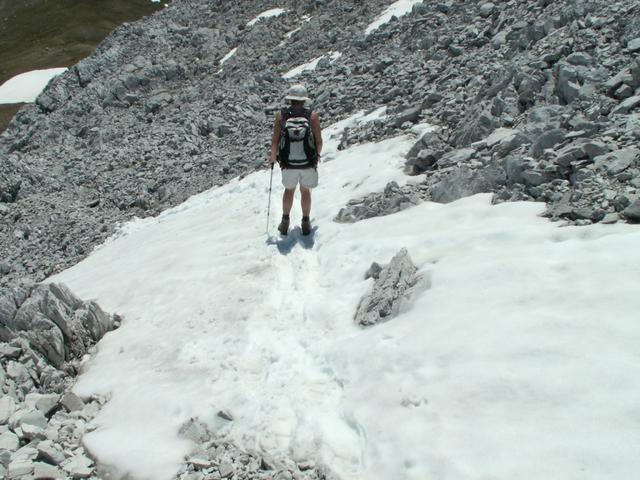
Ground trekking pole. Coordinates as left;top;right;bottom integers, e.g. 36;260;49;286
266;163;274;234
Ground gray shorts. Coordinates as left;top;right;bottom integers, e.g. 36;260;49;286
281;168;318;189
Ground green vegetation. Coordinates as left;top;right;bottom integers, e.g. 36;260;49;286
0;0;165;132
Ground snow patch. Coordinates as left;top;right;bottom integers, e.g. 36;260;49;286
322;107;388;162
282;51;342;79
219;47;238;66
0;68;68;104
365;0;424;35
279;15;312;45
247;8;286;27
52;111;640;480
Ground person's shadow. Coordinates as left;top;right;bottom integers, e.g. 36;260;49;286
266;226;318;254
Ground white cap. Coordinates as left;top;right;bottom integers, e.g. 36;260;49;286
284;84;311;102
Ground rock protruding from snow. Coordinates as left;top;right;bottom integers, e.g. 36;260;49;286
0;282;116;478
355;249;424;327
0;282;116;368
1;336;109;480
174;418;337;480
334;181;421;223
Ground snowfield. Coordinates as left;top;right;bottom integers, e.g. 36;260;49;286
52;111;640;480
365;0;425;35
0;68;67;104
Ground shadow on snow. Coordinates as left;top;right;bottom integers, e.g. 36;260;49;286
266;226;317;254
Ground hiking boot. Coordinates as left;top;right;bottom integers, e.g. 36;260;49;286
301;216;311;236
278;215;290;235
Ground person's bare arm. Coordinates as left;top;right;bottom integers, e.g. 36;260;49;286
311;111;323;158
269;112;281;165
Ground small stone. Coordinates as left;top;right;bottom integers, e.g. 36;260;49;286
0;430;19;450
614;84;634;100
8;459;34;478
62;454;93;479
218;462;234;478
37;440;66;465
438;148;475;168
566;52;591;66
594;147;639;175
627;37;640;53
35;394;61;416
33;461;65;479
522;170;556;187
365;262;383;280
601;213;619;224
612;96;640;115
61;392;85;412
479;2;495;17
582;141;609;160
623;199;640;222
297;460;315;471
11;444;38;461
0;396;16;425
22;423;46;440
188;457;212;469
216;410;233;421
0;344;22;359
531;129;566;158
6;361;30;383
448;44;463;56
486;128;520;148
260;455;277;471
275;471;293;480
18;410;48;430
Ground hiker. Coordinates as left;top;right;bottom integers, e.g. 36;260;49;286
268;84;323;236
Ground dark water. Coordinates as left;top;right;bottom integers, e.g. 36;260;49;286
0;0;165;131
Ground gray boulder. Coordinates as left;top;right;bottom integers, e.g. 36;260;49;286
628;37;640;52
334;182;421;223
431;164;506;203
354;249;424;327
531;128;566;158
453;105;496;147
0;283;116;368
611;96;640;115
437;148;475;168
623;199;640;222
593;147;639;175
479;3;496;18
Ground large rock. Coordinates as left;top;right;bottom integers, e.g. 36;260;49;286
0;430;19;450
355;249;424;327
0;396;16;424
334;182;420;223
531;128;566;158
0;283;116;368
623;199;640;222
33;462;65;480
453;105;496;147
593;147;639;175
437;148;475;168
431;164;506;203
611;96;640;115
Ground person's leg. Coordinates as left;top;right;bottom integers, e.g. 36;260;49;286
279;169;297;235
282;188;295;215
299;169;317;235
300;187;311;217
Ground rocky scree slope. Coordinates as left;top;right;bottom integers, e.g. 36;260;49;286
1;0;639;289
0;283;117;479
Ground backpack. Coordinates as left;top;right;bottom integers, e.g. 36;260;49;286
278;107;317;168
